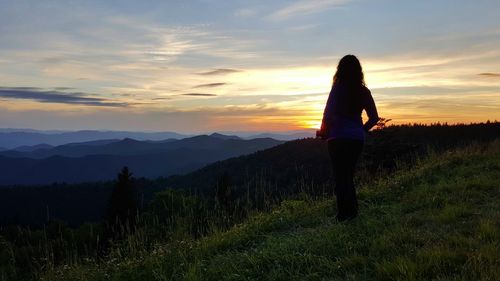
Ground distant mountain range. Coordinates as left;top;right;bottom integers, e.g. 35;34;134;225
10;143;54;152
220;130;315;141
0;130;190;149
0;133;284;185
0;129;314;149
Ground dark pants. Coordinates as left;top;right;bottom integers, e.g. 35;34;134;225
327;138;364;221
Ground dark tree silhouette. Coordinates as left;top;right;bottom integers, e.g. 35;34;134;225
106;166;138;239
215;172;232;212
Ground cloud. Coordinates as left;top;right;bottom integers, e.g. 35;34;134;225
183;93;217;97
0;87;127;107
192;82;227;88
288;24;321;32
0;103;308;133
270;0;350;20
38;56;66;65
478;72;500;77
198;69;242;75
234;8;258;18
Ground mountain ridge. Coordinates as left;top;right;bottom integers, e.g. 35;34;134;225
0;130;191;149
0;135;284;185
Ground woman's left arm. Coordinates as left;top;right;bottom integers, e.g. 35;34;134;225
362;90;379;132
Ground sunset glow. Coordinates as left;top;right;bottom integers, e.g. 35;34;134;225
1;1;499;132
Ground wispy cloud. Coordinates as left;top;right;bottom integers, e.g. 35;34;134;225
198;69;242;76
288;23;321;32
183;93;217;97
234;8;258;18
192;82;227;88
1;1;499;130
270;0;350;20
0;103;310;132
0;87;127;107
478;72;500;77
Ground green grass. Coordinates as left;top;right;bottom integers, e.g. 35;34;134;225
43;141;500;281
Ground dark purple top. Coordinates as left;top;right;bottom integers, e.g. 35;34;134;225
321;84;378;140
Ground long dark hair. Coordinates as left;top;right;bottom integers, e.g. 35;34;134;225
330;55;366;118
333;54;365;88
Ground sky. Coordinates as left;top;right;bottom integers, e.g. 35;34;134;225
0;0;499;133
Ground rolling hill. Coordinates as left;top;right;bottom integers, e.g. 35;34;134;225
1;124;499;281
39;137;500;281
1;123;497;227
161;122;500;195
0;135;284;185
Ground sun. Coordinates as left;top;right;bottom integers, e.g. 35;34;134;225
298;119;322;130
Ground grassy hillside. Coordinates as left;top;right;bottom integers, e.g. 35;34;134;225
40;140;500;281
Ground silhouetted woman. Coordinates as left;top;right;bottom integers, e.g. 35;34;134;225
317;54;379;221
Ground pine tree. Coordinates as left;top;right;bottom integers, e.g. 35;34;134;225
215;172;232;212
106;166;138;239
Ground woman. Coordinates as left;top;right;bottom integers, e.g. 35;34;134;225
317;54;379;222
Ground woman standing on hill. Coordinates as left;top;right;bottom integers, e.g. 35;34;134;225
317;54;379;222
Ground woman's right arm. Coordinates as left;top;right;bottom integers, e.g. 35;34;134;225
362;90;379;132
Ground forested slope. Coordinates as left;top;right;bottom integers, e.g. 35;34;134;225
40;139;500;281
